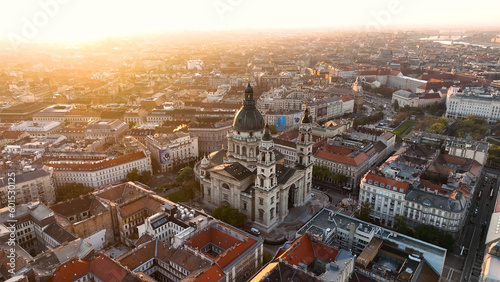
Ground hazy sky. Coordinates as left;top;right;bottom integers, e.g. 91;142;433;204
1;0;500;43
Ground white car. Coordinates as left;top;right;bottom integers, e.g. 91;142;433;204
250;228;261;235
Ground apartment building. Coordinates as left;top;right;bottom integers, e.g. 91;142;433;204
359;172;409;228
45;151;152;188
446;86;500;124
188;119;231;154
145;132;198;172
0;166;56;207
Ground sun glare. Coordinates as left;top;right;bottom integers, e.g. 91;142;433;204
1;0;500;44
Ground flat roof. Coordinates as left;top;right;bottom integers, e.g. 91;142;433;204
297;208;447;274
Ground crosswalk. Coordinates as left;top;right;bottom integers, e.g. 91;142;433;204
442;265;462;282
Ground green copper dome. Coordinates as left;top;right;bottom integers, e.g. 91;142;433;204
233;84;265;132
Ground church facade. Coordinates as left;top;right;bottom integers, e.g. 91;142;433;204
194;84;313;231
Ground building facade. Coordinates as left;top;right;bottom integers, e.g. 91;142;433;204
46;151;152;188
86;119;128;142
145;132;199;172
0;166;56;207
446;86;500;124
359;172;409;228
195;84;313;231
9;121;62;137
188;119;232;154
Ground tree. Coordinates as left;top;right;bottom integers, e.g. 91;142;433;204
449;115;488;140
212;205;247;228
427;123;446;134
163;183;173;191
358;200;371;222
413;224;454;251
263;251;273;266
332;173;349;184
394;215;411;235
313;165;331;179
56;182;93;203
126;168;151;184
176;166;193;184
181;180;199;200
268;124;278;134
393;100;399;112
126;168;141;182
140;170;151;183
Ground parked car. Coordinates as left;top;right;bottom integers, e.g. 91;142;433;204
250;228;261;235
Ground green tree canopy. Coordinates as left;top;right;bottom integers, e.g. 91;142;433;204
268;124;278;134
212;205;247;228
413;224;454;250
358;200;371;222
56;182;93;203
181;180;199;200
354;112;385;127
394;215;412;235
428;122;446;134
126;168;151;184
449;115;488;140
332;173;349;184
393;100;399;111
176;166;193;184
313;165;331;179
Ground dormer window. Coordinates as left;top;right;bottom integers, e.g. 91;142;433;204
380;183;385;188
374;181;378;186
368;179;373;184
387;185;391;189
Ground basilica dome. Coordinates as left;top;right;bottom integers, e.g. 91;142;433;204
232;84;265;132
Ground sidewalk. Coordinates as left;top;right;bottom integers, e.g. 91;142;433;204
262;192;331;241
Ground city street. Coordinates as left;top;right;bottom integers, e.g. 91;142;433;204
456;169;499;281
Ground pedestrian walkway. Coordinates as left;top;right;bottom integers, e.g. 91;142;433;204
262;192;331;241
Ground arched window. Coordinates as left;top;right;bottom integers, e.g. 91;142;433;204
242;146;247;156
236;145;240;155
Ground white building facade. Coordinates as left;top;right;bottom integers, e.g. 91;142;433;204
46;151;152;188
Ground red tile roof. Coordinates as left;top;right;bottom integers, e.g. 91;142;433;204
119;195;165;218
193;265;225;281
420;179;444;194
90;254;130;281
338;94;354;102
421;93;442;99
312;242;339;263
359;70;392;76
323;145;353;156
46;151;147;171
119;241;156;270
315;149;369;166
3;130;26;139
50;259;90;282
279;234;315;265
185;223;257;270
187;226;242;256
278;234;339;267
363;173;409;193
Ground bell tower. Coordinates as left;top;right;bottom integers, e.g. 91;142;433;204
255;125;277;191
296;107;314;168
